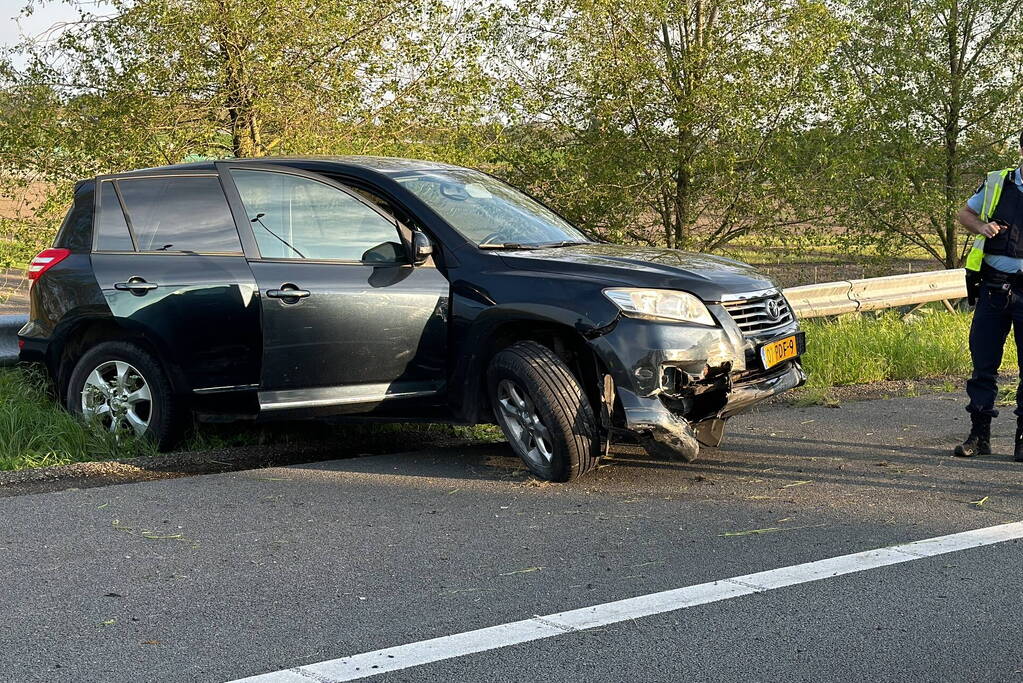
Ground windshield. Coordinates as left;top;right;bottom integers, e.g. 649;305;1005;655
392;169;590;247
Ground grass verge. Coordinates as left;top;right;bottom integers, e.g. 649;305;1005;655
0;307;1001;470
796;307;1017;405
0;365;502;472
0;366;157;470
799;309;991;387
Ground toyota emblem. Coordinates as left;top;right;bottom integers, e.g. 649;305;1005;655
765;299;782;321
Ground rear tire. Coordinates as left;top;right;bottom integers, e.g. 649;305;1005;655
487;341;599;481
66;341;181;450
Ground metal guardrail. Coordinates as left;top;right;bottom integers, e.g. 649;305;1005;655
0;270;969;367
0;314;27;367
782;269;967;319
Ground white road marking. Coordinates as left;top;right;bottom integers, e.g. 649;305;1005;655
229;521;1023;683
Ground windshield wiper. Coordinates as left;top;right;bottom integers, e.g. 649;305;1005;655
532;241;587;248
477;241;587;250
477;242;534;250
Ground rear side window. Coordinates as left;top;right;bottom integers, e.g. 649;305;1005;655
117;176;242;253
95;182;134;251
53;181;95;252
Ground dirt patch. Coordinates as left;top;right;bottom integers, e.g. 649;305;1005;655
0;430;489;498
0;375;990;498
775;374;1013;407
0;444;318;498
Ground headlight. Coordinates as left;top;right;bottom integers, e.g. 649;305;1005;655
603;288;715;325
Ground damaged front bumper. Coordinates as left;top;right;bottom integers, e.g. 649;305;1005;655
588;308;806;459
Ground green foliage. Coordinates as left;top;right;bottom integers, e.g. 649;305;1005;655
1;0;500;247
497;0;846;249
2;0;1023;263
833;0;1023;268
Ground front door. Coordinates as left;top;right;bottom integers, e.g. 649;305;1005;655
219;164;449;412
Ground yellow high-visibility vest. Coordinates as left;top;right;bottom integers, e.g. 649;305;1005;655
965;168;1015;272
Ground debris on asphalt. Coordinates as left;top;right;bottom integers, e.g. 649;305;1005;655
722;523;829;537
722;527;783;537
500;566;543;576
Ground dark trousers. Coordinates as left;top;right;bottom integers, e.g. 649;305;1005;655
967;286;1023;418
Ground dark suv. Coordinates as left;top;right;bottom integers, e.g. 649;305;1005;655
20;157;805;480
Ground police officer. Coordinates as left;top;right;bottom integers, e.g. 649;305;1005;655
955;130;1023;460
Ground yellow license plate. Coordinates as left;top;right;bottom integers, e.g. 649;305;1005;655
760;335;799;369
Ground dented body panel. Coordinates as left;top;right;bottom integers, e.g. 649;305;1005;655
587;310;805;453
21;156;805;462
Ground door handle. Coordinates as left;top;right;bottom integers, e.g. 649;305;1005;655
114;278;158;294
266;286;310;301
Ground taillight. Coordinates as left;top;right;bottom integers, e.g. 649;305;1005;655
27;248;71;282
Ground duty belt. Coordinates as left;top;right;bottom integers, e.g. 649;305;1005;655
980;263;1023;291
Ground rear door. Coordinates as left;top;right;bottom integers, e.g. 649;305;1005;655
89;173;261;392
218;163;449;412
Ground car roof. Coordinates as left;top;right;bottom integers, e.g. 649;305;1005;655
111;155;468;178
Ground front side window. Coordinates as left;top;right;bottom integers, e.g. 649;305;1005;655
230;169;405;262
117;176;242;253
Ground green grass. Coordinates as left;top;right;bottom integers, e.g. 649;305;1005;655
0;365;503;471
0;366;157;470
799;309;1000;388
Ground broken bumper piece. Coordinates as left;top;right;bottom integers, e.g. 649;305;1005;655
589;315;806;461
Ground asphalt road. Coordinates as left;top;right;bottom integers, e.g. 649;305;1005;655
1;393;1021;682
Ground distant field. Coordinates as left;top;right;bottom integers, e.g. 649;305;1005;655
0;181;50;221
741;256;937;288
0;269;28;314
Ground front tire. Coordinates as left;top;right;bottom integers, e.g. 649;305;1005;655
487;341;599;481
66;341;180;450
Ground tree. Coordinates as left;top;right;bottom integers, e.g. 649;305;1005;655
836;0;1023;268
497;0;845;250
0;0;496;259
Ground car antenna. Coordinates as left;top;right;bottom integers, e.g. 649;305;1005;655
250;213;306;258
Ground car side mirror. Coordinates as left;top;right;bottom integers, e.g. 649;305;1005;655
361;241;405;264
412;231;434;265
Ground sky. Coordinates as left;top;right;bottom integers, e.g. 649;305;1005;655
0;1;102;49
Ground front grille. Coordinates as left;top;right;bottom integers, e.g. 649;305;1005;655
722;291;794;336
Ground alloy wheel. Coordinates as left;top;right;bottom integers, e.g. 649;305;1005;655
81;360;153;437
496;378;554;469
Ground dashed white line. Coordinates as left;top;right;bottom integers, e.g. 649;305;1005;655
228;521;1023;683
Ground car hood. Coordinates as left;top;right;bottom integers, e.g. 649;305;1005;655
498;243;778;302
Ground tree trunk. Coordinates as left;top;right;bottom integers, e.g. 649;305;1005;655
942;0;962;269
216;1;262;158
672;127;694;249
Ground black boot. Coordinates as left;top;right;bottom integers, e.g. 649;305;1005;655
954;415;992;457
1015;425;1023;462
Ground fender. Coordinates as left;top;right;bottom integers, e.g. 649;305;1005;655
448;294;620;422
50;309;192;396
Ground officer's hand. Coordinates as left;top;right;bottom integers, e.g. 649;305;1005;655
979;222;1005;238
